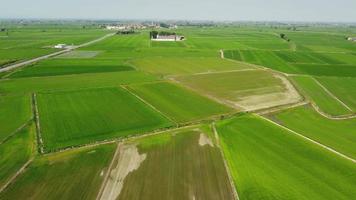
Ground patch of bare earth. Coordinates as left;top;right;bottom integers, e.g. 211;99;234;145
99;144;146;200
198;133;214;147
236;74;302;111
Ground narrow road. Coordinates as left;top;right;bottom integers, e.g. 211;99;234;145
0;33;115;73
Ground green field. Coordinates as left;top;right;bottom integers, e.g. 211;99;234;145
8;58;134;78
0;94;32;141
37;87;173;151
174;70;300;110
217;114;356;200
291;76;352;116
128;82;233;123
99;126;234;200
130;57;252;76
0;123;35;189
0;71;158;94
1;23;356;199
0;144;116;200
268;105;356;159
317;76;356;111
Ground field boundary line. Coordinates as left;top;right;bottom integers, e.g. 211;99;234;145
311;77;353;112
43;124;200;156
0;158;34;193
0;33;115;73
32;93;44;154
121;85;178;126
212;122;240;200
259;115;356;164
310;103;356;120
96;143;121;200
0;119;32;145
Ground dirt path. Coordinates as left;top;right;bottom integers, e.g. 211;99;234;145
220;49;225;59
257;101;310;116
0;158;34;193
0;119;32;145
32;93;44;154
260;116;356;164
212;123;240;200
311;77;353;112
310;103;356;120
98;144;146;200
96;143;121;200
0;33;115;73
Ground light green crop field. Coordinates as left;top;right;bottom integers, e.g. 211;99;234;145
217;114;356;200
8;58;134;78
128;82;233;123
0;94;32;141
0;123;35;189
0;71;158;94
269;105;356;159
174;69;299;110
317;76;356;111
175;70;284;101
103;126;234;200
37;87;173;151
130;57;252;76
291;76;352;116
0;144;116;200
83;33;150;50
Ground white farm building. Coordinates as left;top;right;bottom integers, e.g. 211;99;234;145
151;34;185;42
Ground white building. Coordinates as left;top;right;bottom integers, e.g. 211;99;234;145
106;25;127;30
347;37;356;42
54;44;67;49
151;34;185;42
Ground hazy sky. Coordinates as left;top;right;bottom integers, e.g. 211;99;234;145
1;0;356;22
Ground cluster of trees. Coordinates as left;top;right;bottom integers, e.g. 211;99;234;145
150;31;176;39
116;30;136;35
280;33;291;42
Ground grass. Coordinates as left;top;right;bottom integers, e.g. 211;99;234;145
0;123;35;189
317;76;356;111
8;58;134;78
0;71;158;94
128;82;233;123
55;50;101;58
37;87;173;151
291;76;352;116
130;57;251;76
114;126;234;200
0;94;32;141
217;114;356;200
0;144;116;200
269;105;356;159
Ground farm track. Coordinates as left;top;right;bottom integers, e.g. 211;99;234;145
311;77;354;112
311;103;356;120
260;116;356;164
212;123;240;200
0;158;34;194
0;33;115;73
32;93;44;154
0;119;33;145
96;143;121;200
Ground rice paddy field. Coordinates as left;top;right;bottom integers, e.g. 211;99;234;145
37;87;173;152
1;22;356;199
